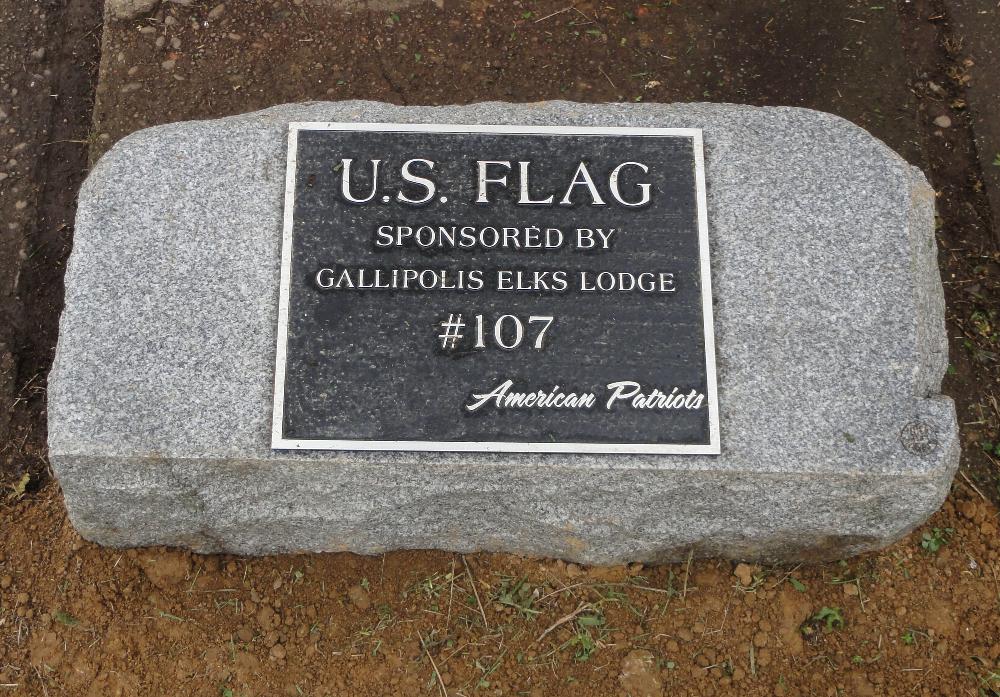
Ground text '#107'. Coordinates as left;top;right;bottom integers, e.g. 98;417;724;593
438;314;554;352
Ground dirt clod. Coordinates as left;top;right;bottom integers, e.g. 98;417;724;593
348;584;371;610
137;550;191;589
734;562;754;586
619;649;662;697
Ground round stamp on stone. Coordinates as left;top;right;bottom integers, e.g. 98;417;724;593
900;420;938;455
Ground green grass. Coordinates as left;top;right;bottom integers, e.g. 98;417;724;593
921;527;952;553
493;576;540;618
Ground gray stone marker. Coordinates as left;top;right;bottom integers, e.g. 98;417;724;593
48;101;958;563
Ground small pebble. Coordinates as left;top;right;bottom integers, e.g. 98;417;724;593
208;3;226;20
933;115;952;128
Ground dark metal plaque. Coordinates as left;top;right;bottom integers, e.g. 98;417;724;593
273;123;719;454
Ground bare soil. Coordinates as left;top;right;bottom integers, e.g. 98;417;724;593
0;0;102;494
0;489;997;697
1;1;999;696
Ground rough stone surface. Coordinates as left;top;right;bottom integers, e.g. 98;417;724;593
48;101;959;563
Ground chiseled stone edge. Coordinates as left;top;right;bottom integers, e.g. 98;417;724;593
54;443;958;563
908;168;949;399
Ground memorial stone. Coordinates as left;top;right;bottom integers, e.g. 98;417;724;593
48;101;958;563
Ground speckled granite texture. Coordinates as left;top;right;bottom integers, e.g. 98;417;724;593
48;101;958;563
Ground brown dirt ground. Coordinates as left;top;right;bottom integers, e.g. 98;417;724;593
2;1;1000;696
0;490;998;697
0;0;102;496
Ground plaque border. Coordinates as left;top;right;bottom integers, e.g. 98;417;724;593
272;122;720;455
